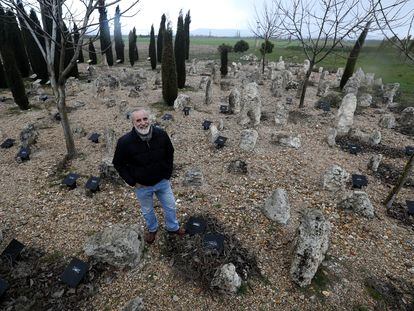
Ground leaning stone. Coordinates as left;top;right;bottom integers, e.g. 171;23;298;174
337;93;357;135
274;102;289;127
322;165;349;194
239;82;261;127
239;129;258;152
204;79;213;105
368;154;383;172
290;209;331;287
270;133;301;149
337;191;374;219
20;124;39;148
209;124;220;143
210;263;241;294
183;168;204;187
378;114;396;129
227;159;247;174
121;297;144;311
262;189;290;225
327;128;337;147
173;94;191;111
84;224;143;268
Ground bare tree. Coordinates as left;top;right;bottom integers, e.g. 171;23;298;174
0;0;139;161
277;0;376;108
372;0;414;62
250;1;283;73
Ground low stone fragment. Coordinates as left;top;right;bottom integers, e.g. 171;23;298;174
322;165;349;194
239;129;258;152
337;191;374;218
210;263;241;294
262;189;290;225
122;297;144;311
367;154;383;172
271;133;301;149
183;168;203;186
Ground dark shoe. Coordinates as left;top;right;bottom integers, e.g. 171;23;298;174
167;227;186;237
144;230;157;244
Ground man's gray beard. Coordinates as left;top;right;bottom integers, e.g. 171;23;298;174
135;125;150;135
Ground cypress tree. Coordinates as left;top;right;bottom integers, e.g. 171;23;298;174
6;10;30;77
133;27;139;61
73;23;84;63
0;8;29;109
340;22;371;89
174;11;186;89
157;14;166;63
161;25;178;105
28;9;48;82
128;29;135;66
149;24;157;70
114;5;124;63
16;4;48;82
184;10;191;60
98;0;113;66
0;60;7;88
220;47;228;77
63;23;79;78
88;39;97;65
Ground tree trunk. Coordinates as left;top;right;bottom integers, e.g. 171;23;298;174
384;154;414;209
57;84;76;159
299;62;314;108
262;52;265;74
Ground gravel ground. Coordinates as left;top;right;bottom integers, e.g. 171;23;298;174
0;59;413;311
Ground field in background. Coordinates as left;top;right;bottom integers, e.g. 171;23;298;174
125;36;414;104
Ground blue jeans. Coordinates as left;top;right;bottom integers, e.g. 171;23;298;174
134;179;179;233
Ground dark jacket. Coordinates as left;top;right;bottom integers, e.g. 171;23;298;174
113;126;174;186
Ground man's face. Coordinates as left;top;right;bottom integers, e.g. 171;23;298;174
132;110;151;134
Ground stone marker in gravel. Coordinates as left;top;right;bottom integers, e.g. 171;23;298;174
239;82;261;127
212;65;220;85
210;263;242;294
183;168;204;187
100;128;123;184
349;128;382;146
270;132;301;149
239;129;258;152
204;79;212;105
337;93;357;135
199;76;208;90
317;80;330;97
121;296;144;311
290;209;331;287
358;94;372;107
327;128;337;147
229;88;241;114
383;83;400;105
367;154;383;172
228;159;248;174
378;114;396;129
322;165;350;195
84;224;144;268
398;107;414;135
337;191;375;218
174;94;191;111
262;188;290;225
20;124;39;148
274;102;289;126
209;124;220;143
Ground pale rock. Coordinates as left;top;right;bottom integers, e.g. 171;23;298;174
322;165;349;194
229;88;241;114
239;82;261;127
378;114;396;129
327;128;337;147
271;133;301;149
211;263;242;294
358;94;372;107
337;191;375;218
239;129;258;152
173;94;191;111
367;154;383;172
262;188;290;224
337;94;357;135
274;102;289;126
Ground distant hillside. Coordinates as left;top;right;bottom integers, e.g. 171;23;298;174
190;28;253;37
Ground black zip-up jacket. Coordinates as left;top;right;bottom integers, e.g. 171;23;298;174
112;126;174;186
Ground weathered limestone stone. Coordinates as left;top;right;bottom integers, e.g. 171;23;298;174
317;80;330;97
212;65;220;84
174;94;191;111
349;128;381;146
327;128;337;147
378;114;396;129
239;82;261;127
270;133;301;149
337;191;374;218
383;83;400;105
20;124;39;148
121;297;144;311
211;263;241;294
84;224;143;268
337;93;357;135
343;77;359;95
322;165;349;194
227;159;247;174
290;209;331;287
220;80;233;91
368;154;383;172
229;88;241;114
199;76;209;90
276;56;285;71
398;107;414;135
358;94;372;107
274;102;289;126
262;189;290;225
183;168;204;186
239;129;258;152
209;124;220;143
204;79;213;105
271;72;285;97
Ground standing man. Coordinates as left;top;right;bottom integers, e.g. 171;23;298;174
113;108;185;244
